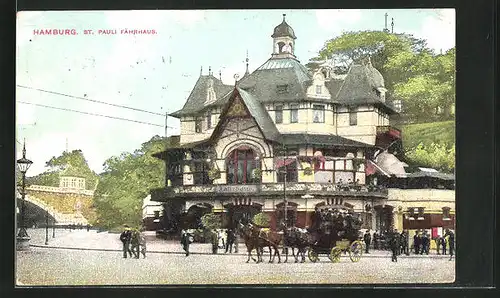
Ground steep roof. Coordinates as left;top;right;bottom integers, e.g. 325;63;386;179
170;75;233;117
272;15;297;39
336;63;397;114
237;57;312;103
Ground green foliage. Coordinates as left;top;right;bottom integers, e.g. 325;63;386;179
253;212;271;227
401;121;455;150
405;143;455;173
307;31;455;123
27;150;99;190
208;168;221;180
201;213;222;230
93;135;168;229
303;167;313;175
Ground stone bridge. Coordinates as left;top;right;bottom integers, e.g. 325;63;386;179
16;185;95;226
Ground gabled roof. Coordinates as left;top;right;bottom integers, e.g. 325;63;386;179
237;57;312;103
170;75;233;117
209;88;281;143
280;133;372;148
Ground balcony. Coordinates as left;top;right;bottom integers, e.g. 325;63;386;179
150;182;388;201
376;126;401;138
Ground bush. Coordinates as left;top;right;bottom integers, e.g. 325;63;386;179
201;213;222;230
253;212;270;227
405;142;455;173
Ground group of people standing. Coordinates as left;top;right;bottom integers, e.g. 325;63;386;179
363;228;455;262
119;225;147;259
180;228;239;256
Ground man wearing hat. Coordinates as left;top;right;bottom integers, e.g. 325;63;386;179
119;225;133;258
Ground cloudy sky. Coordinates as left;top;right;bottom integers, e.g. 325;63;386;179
16;9;455;176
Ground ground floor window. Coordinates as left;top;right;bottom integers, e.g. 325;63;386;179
226;148;260;184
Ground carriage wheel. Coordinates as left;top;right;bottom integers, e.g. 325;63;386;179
348;240;363;262
308;248;319;263
330;247;342;263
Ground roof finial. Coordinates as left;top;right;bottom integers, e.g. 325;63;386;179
283;13;286;22
209;66;212;76
391;17;394;33
219;69;222;81
22;138;26;158
200;66;203;76
367;56;372;66
245;50;250;75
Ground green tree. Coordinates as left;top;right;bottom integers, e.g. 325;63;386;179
253;212;271;227
93;135;169;229
307;30;455;124
405;143;455;173
201;213;222;230
27;150;99;190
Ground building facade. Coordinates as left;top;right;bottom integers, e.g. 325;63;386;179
151;15;454;233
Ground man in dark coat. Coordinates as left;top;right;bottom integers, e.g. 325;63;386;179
119;225;132;259
389;229;400;262
373;231;380;250
421;231;430;255
440;235;447;255
363;230;372;254
180;229;192;256
225;229;236;253
444;229;455;260
413;232;421;254
401;230;410;256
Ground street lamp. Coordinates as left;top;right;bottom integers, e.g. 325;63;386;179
45;209;49;245
16;139;33;251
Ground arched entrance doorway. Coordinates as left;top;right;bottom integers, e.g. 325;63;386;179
276;202;298;227
226;146;261;184
223;199;262;229
181;203;213;229
374;204;394;233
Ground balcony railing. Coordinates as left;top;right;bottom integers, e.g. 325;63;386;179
376;125;402;138
150;182;388;201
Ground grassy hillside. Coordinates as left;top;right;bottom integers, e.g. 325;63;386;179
401;121;455;150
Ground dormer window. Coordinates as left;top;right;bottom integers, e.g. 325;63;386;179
275;105;283;124
315;85;322;94
195;117;202;133
290;104;299;123
277;84;289;94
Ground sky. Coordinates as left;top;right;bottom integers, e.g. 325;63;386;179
16;9;455;176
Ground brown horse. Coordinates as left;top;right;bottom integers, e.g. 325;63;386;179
238;222;266;263
248;223;282;263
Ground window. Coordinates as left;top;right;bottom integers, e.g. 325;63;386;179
290;104;299;123
206;111;212;129
277;84;289;94
442;207;451;220
226;148;259;184
315;85;322;94
275;105;283;124
313;105;325;123
277;160;298;183
154;211;160;219
195;117;202;133
349;109;357;126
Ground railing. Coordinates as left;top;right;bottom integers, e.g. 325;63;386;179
27;184;94;196
151;183;388;200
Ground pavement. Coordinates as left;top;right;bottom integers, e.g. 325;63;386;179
16;228;455;285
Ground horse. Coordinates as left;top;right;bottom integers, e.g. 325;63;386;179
237;221;266;263
279;223;311;263
248;222;282;263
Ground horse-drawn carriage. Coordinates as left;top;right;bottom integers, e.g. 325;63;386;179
306;205;364;263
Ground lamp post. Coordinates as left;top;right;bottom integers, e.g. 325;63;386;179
45;209;49;245
53;219;55;238
282;144;288;228
301;194;314;228
16;139;33;251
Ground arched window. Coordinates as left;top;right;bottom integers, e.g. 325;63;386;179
226;147;259;184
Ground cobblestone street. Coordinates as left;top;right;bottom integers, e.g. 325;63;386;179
16;228;455;285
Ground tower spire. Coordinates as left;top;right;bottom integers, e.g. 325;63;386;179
245;50;250;75
383;13;390;33
391;17;394;33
